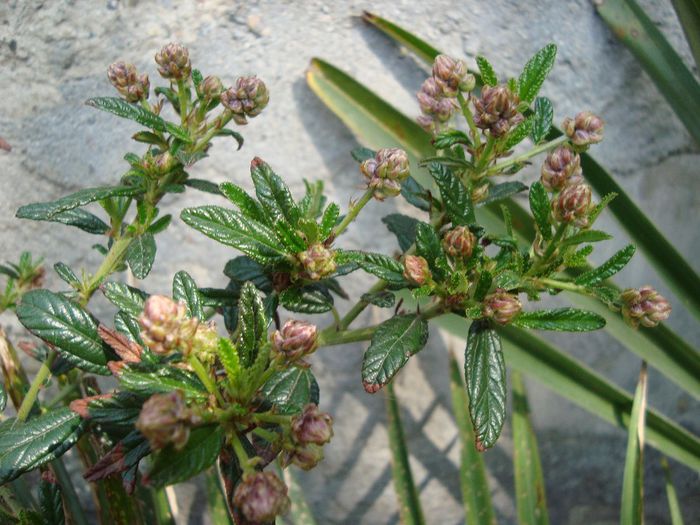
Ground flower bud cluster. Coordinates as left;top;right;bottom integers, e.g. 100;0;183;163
416;54;473;132
563;111;604;149
108;61;150;102
155;43;192;80
360;148;410;200
233;471;291;523
221;76;270;125
136;390;199;451
442;226;476;260
540;147;583;192
403;255;431;286
620;286;671;328
482;289;522;325
280;403;334;470
297;243;336;280
552;182;592;228
473;85;524;137
271;320;318;361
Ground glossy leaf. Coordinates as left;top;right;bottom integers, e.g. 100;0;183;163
184;178;221;195
476;56;498;86
119;366;207;399
574;244;635;287
340;251;406;286
224;256;272;293
38;470;65;525
504;117;533;150
528;182;551;241
415;222;449;281
429;162;474;225
530;97;553;144
101;281;148;318
236;282;268;368
512;308;606;332
280;285;333;314
361;290;396;308
53;263;79;288
218;182;268;224
518;44;557;103
260;366;320;414
382;213;419;252
319;203;340;240
250;157;300;227
620;363;647;525
48;208;110;235
125;233;156;279
480;181;528;206
172;271;204;320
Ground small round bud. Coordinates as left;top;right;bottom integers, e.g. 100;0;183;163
563;111;604;148
473;85;524;137
271;320;318;360
291;404;334;445
191;322;219;362
417;77;457;122
155;43;191;80
136;391;193;451
361;148;410;201
620;286;671;328
417;115;436;133
483;290;522;325
107;61;150;102
220;76;270;124
233;471;290;523
403;255;431;286
281;443;324;471
139;296;187;355
442;226;477;259
297;244;336;280
432;54;475;95
553;183;592;228
541;147;583;191
198;75;223;100
367;176;402;200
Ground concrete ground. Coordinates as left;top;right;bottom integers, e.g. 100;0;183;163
1;0;698;523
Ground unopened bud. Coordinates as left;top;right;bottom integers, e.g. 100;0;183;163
155;43;191;80
563;111;604;148
432;54;475;95
442;226;476;259
198;75;223;100
471;182;490;204
417;77;457;122
220;76;269;124
233;471;290;523
271;320;318;360
281;443;324;471
473;85;524;137
136;391;193;451
191;322;219;362
139;295;197;356
483;289;522;325
553;183;592;228
297;244;336;280
541;147;583;191
403;255;431;286
361;148;410;200
291;404;334;445
620;286;671;328
108;61;150;102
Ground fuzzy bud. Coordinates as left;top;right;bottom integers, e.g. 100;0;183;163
473;85;524;137
483;290;522;325
442;226;477;259
563;111;604;148
417;77;458;122
541;147;583;191
220;76;270;124
432;54;475;95
107;61;150;102
471;182;490;204
155;43;191;80
403;255;431;286
297;244;336;280
361;148;410;200
233;471;290;523
136;391;193;451
139;295;198;356
291;404;334;445
553;183;592;228
281;443;324;471
272;320;318;360
620;286;671;328
198;75;223;100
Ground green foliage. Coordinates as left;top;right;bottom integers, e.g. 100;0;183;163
125;233;156;279
574;244;636;287
260;366;320;414
530;97;553;144
476;56;498;86
518;44;557;103
512;308;606;332
236;282;268;368
620;363;647;525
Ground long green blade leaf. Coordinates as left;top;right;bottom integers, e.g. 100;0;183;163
669;0;700;69
620;362;647;525
660;456;686;525
361;11;442;66
283;468;318;525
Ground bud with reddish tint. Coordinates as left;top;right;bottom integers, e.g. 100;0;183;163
198;75;223;100
361;148;410;200
135;391;193;451
482;289;522;325
220;76;269;124
620;286;671;328
442;226;477;259
432;54;475;95
540;147;583;191
473;84;524;137
297;243;336;280
271;320;318;360
471;182;489;204
563;111;604;148
553;182;592;228
107;61;150;102
233;471;290;523
291;404;334;445
155;43;191;80
416;77;457;122
139;295;187;355
403;255;431;286
281;443;324;471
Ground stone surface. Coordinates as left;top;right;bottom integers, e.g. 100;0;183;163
0;0;699;524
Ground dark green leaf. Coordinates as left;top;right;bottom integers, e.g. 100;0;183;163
361;290;396;308
362;315;429;393
432;129;471;149
53;263;80;288
273;219;306;252
250;158;300;227
0;385;6;412
480;181;528;206
101;281;148;318
513;308;606;332
465;320;506;450
279;285;333;314
504;117;533;150
125;233;156;279
474;271;493;302
319;203;340;240
476;56;498;86
47;209;111;235
119;365;207;399
429;162;474;225
38;469;65;525
236;282;268;368
574;244;636;287
415;222;449;281
216;128;244;150
518;44;557;103
528;181;551;241
494;270;521;291
173;271;204;319
147;214;172;234
224;256;272;293
260;366;320;414
350;147;376;162
184;179;221;195
382;213;419;252
218;182;268;224
132;131;166;146
560;229;612;247
530;97;554;143
401;176;431;211
341;251;406;286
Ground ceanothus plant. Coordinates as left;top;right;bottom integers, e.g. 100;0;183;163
0;42;671;524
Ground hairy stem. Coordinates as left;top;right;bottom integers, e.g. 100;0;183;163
15;351;56;422
457;92;481;147
527;222;568;276
189;354;225;406
486;135;567;175
332;188;374;238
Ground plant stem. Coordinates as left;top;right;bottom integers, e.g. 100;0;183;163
231;433;252;472
457;92;481;147
252;426;279;443
527;222;568;276
15;351;56;422
81;235;133;302
475;135;496;172
193;112;234;152
176;80;189;126
534;278;587;294
332;188;374;238
189;354;225;406
486;135;568;175
334;280;388;332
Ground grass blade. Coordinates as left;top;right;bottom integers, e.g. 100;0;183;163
660;456;686;525
205;468;233;525
669;0;700;69
620;362;647;525
511;371;550;525
361;11;442;66
595;0;700;144
385;383;426;525
448;352;497;525
283;468;318;525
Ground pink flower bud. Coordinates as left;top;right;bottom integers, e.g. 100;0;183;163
291;404;334;445
107;61;150;102
221;76;270;124
620;286;671;328
198;75;223;100
361;148;410;200
297;243;336;280
563;111;604;147
473;85;524;137
540;147;583;191
135;391;193;451
553;183;592;228
233;471;290;523
271;320;318;360
403;255;431;286
139;295;198;356
155;43;191;80
432;54;475;95
280;443;324;471
483;289;522;325
442;226;477;259
416;77;458;122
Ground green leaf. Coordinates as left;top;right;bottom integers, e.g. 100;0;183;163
119;366;207;399
172;271;204;319
218;183;268;224
503;117;533;150
279;285;333;314
518;44;557;103
101;281;147;318
574;244;636;287
512;371;550;525
476;56;498;86
125;233;156;279
0;408;86;483
86;97;191;142
145;426;224;488
560;229;612;247
16;290;112;375
147;214;172;235
260;366;320;415
595;0;700;144
184;178;221;195
528;182;551;241
620;363;647;525
361;290;396;308
361;11;441;65
236;282;268;368
216;128;245;151
415;222;449;281
670;0;700;69
224;256;272;293
401;176;432;211
362;314;429;393
429;162;474;225
319;203;340;240
385;383;426;525
512;308;606;332
0;386;6;413
47;209;111;235
382;214;419;252
53;263;80;288
181;206;286;265
432;129;472;149
38;469;65;525
340;251;406;286
530;97;553;144
660;456;686;525
448;353;496;525
350;146;376;163
250;157;300;227
480;181;528;206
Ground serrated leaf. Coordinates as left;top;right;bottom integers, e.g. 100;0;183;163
236;282;268;368
518;44;557;103
560;230;612;247
260;366;320;414
83;430;150;485
528;181;551;241
382;213;419;252
401;176;431;211
216;128;244;150
250;157;300;227
342;251;406;286
38;469;65;525
319;203;340;240
101;281;148;318
574;245;636;287
504;117;533;150
16;290;112;374
218;338;241;389
0;408;86;483
173;271;204;320
432;129;471;149
513;308;606;332
125;233;156;279
530;97;554;143
480;181;528;206
53;263;79;288
145;426;224;488
362;315;429;393
119;365;207;399
279;285;333;314
224;256;272;293
476;56;498;86
415;222;449;281
218;183;268;224
273;219;306;252
361;290;396;308
429;162;474;225
465;320;506;450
